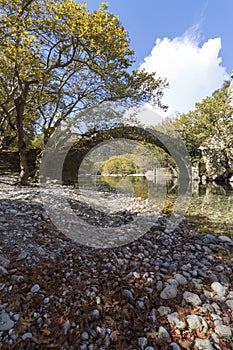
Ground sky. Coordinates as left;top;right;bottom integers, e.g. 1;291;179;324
84;0;233;121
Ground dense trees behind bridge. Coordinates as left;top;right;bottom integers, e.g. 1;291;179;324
0;0;167;184
1;0;232;184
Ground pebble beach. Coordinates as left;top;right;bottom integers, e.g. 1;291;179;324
0;176;232;349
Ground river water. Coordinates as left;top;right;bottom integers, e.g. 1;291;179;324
96;175;233;242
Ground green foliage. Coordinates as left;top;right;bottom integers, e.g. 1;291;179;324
130;176;148;198
132;141;176;170
98;175;148;199
174;83;233;179
0;0;167;182
174;84;233;150
0;0;167;145
30;133;44;150
102;155;141;174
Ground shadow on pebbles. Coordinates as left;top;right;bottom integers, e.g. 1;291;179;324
0;178;232;349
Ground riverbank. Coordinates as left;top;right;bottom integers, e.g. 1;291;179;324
0;176;232;349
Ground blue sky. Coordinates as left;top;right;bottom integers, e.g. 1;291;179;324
84;0;232;118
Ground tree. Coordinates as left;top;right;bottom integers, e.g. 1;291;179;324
102;155;141;175
131;141;176;171
0;0;167;184
0;114;17;150
174;83;233;182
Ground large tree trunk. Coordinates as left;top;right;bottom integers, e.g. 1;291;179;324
29;149;42;181
15;94;30;185
29;131;50;181
18;147;30;185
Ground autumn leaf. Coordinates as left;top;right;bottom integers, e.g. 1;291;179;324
147;330;158;340
110;329;120;342
196;329;207;339
179;340;193;349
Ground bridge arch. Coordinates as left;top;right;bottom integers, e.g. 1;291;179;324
62;124;192;192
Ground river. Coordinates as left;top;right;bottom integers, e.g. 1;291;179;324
96;175;233;242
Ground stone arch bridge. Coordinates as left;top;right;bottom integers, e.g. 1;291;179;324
61;125;191;188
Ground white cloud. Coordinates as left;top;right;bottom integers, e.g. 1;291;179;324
140;26;229;120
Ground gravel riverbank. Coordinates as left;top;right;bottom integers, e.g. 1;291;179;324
0;176;232;349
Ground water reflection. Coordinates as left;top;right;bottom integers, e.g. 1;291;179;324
96;176;233;240
185;183;233;240
96;175;149;199
96;175;168;210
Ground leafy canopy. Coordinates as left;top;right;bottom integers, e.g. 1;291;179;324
0;0;167;148
174;83;233;178
102;155;141;175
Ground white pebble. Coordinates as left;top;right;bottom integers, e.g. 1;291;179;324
31;284;40;293
22;332;32;340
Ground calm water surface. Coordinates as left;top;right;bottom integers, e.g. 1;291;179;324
96;176;233;241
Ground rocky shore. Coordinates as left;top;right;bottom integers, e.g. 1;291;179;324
0;176;232;349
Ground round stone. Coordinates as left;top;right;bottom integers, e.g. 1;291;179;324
226;299;233;311
166;278;179;286
183;291;202;306
13;314;20;321
63;320;70;335
81;331;89;340
170;343;181;350
167;312;186;329
22;332;32;340
160;285;178;299
195;338;214;349
156;280;163;291
138;337;148;349
133;271;140;279
186;314;208;332
215;324;232;339
218;235;232;243
80;345;88;350
158;306;171;316
91;309;100;318
0;312;14;331
122;289;134;300
211;282;227;297
157;326;171;344
31;284;40;293
17;252;28;261
174;273;188;285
